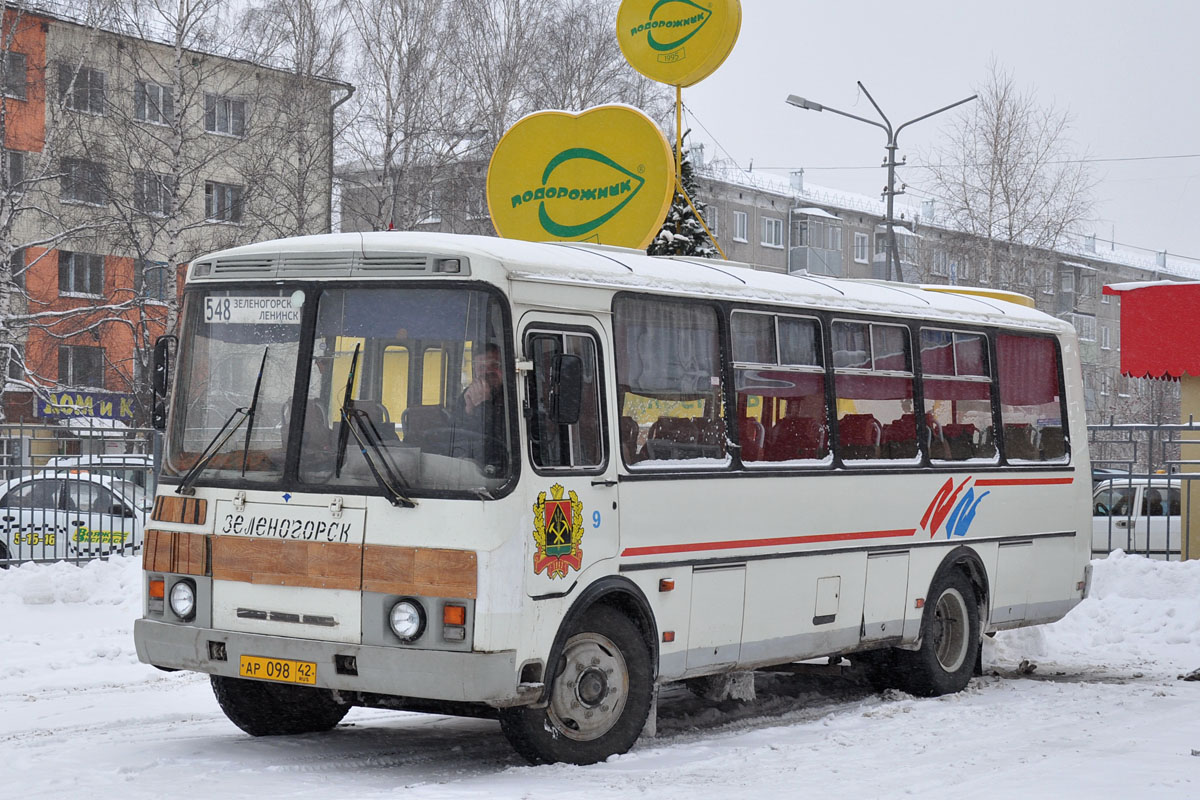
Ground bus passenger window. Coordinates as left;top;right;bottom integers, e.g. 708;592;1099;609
921;329;997;463
526;331;604;470
832;321;916;463
731;311;828;464
996;334;1067;463
614;297;727;466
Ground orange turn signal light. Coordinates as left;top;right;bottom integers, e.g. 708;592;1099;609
659;579;675;592
149;579;165;600
443;604;466;626
662;631;675;643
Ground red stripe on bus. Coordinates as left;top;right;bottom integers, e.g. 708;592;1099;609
621;528;916;558
974;477;1074;487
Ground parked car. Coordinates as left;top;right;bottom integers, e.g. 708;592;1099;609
1092;478;1181;560
42;453;153;489
0;471;150;565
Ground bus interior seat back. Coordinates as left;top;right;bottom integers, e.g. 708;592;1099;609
400;404;450;447
1039;425;1066;459
942;423;977;460
738;417;765;461
765;416;826;461
1004;423;1040;461
881;415;918;459
838;413;881;460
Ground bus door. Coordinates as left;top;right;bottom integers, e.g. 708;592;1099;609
520;315;618;596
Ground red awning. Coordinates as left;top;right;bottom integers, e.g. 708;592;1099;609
1102;281;1200;380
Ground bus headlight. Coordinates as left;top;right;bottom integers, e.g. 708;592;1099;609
389;599;425;642
169;580;196;621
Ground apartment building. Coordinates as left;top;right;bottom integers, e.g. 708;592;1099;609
0;5;348;425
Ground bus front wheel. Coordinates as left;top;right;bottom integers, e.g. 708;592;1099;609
211;674;349;736
499;606;653;765
891;570;980;696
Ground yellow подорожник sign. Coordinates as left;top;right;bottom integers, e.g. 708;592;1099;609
616;0;742;87
486;105;676;250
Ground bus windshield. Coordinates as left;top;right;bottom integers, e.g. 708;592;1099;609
164;285;513;496
165;288;303;484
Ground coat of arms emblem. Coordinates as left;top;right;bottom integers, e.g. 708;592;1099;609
532;484;584;578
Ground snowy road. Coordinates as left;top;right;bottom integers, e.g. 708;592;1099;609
2;554;1197;799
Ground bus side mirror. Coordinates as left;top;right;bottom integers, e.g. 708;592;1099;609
549;354;583;426
152;335;177;431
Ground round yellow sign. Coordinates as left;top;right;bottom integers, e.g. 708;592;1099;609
486;105;676;250
616;0;742;87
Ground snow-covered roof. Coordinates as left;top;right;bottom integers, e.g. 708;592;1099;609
698;161;1200;283
793;207;841;219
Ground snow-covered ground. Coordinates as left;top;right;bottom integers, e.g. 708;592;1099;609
1;552;1197;799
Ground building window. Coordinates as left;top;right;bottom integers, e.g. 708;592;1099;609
1101;325;1111;350
2;52;26;99
761;216;783;248
58;251;104;297
135;259;170;302
60;157;106;205
134;81;173;125
10;247;25;292
853;232;868;263
1101;291;1111;304
134;170;175;216
204;93;246;136
205;181;244;222
733;210;748;242
930;251;949;277
3;150;23;192
1078;273;1096;298
1061;270;1075;293
59;64;106;114
59;345;104;389
1042;268;1055;295
1071;313;1096;342
707;207;718;236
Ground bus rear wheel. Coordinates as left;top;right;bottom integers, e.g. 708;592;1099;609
211;674;349;736
891;570;980;696
499;606;652;765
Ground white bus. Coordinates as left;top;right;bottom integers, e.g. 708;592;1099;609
135;232;1092;765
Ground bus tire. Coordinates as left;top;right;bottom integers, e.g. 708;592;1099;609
210;675;349;736
892;570;980;696
0;542;9;569
498;605;652;765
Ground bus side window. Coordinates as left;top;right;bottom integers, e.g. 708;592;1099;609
996;334;1067;463
526;331;605;471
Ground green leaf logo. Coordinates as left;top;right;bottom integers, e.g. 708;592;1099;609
508;148;645;238
638;0;712;52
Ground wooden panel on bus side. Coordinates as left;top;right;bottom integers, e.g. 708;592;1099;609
685;564;745;673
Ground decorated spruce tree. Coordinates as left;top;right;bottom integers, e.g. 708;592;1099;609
648;134;717;257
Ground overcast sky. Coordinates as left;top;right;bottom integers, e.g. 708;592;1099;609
682;0;1200;263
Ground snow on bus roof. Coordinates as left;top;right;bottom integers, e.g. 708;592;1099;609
196;232;1067;332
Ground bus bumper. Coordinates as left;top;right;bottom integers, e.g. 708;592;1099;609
134;618;522;705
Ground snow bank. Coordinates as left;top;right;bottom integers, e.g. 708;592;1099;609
990;550;1200;675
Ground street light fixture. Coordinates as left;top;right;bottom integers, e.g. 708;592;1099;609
787;82;976;283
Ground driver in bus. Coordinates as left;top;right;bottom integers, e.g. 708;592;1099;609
455;342;507;474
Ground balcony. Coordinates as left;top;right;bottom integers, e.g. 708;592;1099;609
789;245;844;277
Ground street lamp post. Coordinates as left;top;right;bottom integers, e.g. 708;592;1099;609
787;82;976;283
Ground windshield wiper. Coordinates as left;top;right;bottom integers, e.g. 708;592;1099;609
175;347;269;496
335;343;416;508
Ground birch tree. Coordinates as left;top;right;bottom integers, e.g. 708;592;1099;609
920;62;1095;291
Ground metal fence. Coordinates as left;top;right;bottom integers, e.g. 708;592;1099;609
0;423;158;568
1088;421;1200;561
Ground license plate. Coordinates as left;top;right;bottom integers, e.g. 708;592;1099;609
239;655;317;685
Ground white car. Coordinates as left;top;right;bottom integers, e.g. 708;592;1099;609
1092;478;1182;561
0;471;150;565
